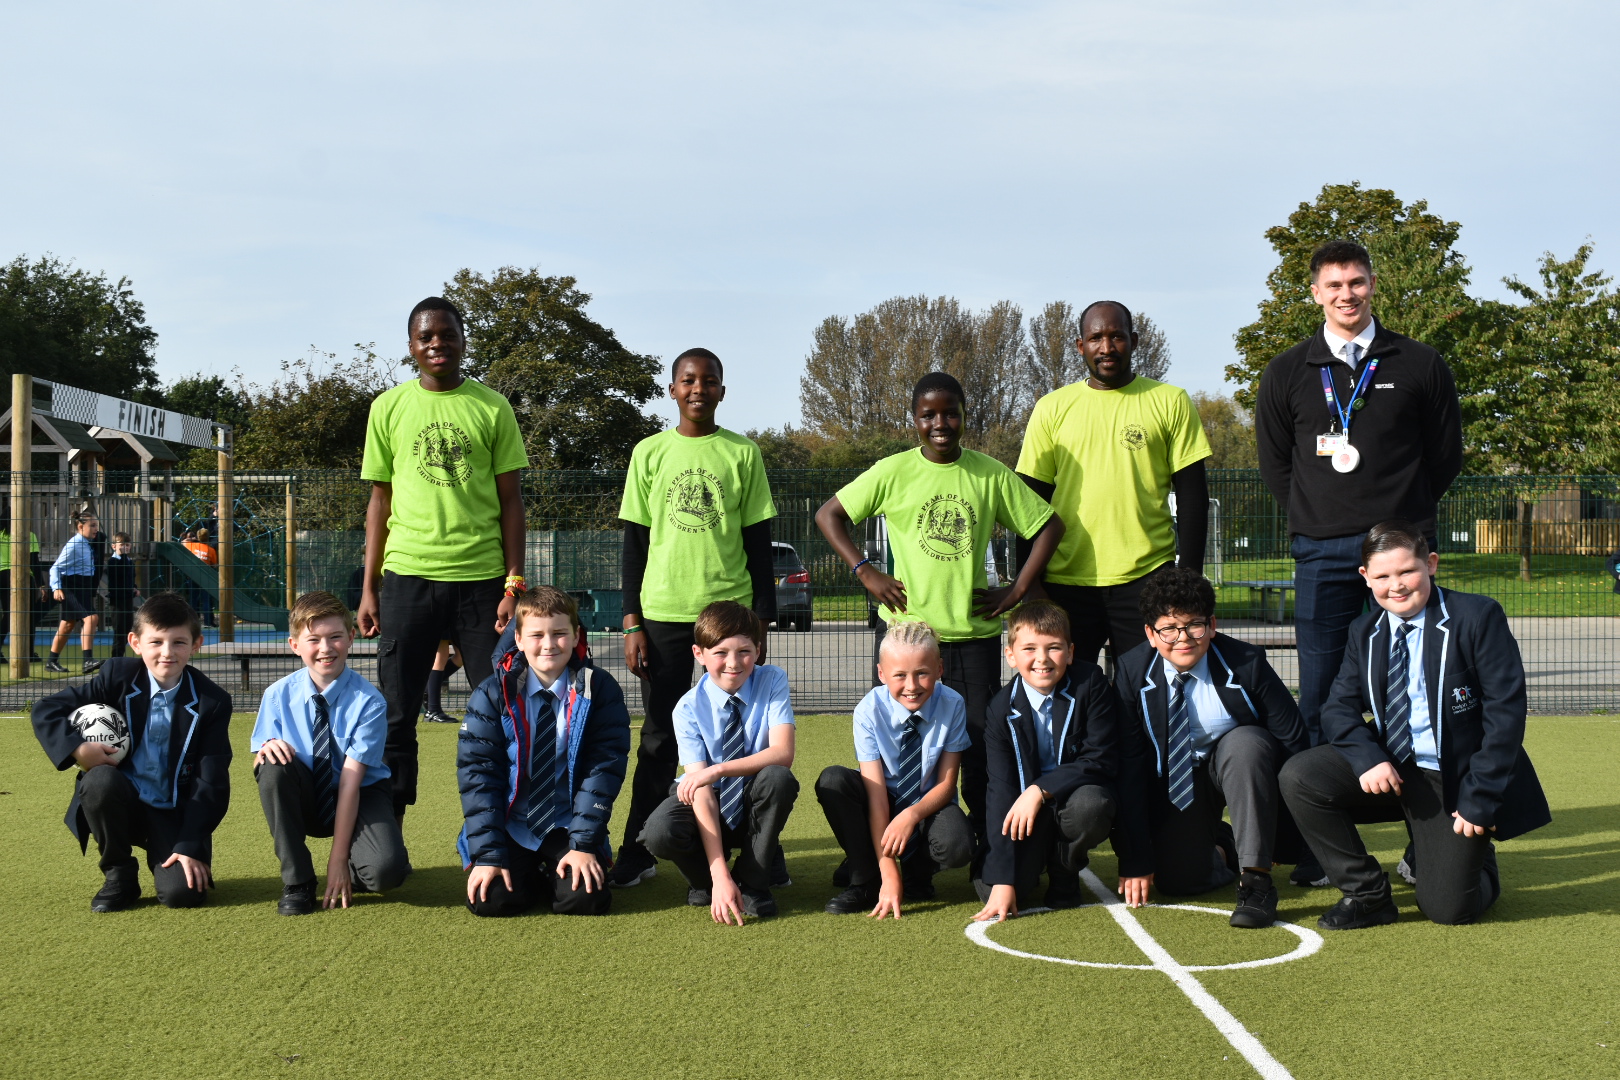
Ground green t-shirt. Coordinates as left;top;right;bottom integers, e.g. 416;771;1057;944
836;448;1054;642
1016;377;1211;587
360;379;530;581
619;427;777;623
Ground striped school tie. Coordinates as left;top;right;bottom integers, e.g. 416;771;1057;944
1166;673;1196;811
1384;622;1417;764
893;714;924;809
525;691;560;838
311;692;337;830
716;695;748;829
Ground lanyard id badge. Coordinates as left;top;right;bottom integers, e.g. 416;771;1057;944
1318;357;1379;472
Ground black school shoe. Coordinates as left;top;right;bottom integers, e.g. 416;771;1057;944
421;709;458;725
45;657;68;673
831;858;851;888
825;884;878;914
902;876;936;902
278;880;317;916
740;886;778;918
91;868;141;913
686;886;711;907
1290;848;1331;888
606;845;657;888
1318;890;1398;930
82;658;103;674
1230;871;1279;929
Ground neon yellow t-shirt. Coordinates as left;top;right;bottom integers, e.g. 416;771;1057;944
620;427;776;623
360;379;530;581
837;448;1054;642
1016;377;1210;587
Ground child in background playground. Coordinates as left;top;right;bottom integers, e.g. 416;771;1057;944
105;533;140;659
183;529;219;628
47;513;103;674
422;641;462;724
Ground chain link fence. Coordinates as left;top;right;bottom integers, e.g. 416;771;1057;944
4;469;1616;714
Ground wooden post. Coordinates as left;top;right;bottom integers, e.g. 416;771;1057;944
217;429;234;642
1518;497;1534;582
10;375;31;680
284;479;297;612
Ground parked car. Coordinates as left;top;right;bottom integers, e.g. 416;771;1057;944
773;542;813;632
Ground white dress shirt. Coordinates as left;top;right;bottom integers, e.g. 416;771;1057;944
1323;317;1377;368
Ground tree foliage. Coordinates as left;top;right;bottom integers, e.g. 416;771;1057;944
0;254;159;399
746;425;915;471
231;347;397;470
444;266;663;470
1133;312;1172;382
1191;391;1258;469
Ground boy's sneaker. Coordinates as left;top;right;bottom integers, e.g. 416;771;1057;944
82;658;103;674
91;867;140;913
740;886;777;918
1317;890;1398;931
45;658;68;673
1045;877;1086;910
607;846;657;888
831;858;851;888
686;887;711;907
770;845;792;888
1230;871;1279;929
421;709;458;725
902;876;936;902
1290;848;1331;888
825;884;878;914
1396;843;1418;886
278;881;317;916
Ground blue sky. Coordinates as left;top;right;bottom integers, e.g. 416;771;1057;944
5;1;1616;430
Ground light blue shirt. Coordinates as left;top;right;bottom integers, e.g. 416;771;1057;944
499;667;571;851
126;681;180;808
1387;610;1438;770
674;665;794;768
1163;655;1236;761
1022;683;1059;774
251;666;390;785
853;683;970;799
49;532;96;590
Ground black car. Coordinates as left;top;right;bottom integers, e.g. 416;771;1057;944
773;542;813;632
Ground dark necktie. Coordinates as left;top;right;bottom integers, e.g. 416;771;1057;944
894;714;924;809
526;690;560;838
311;692;337;830
1384;622;1417;764
1166;673;1196;811
716;695;748;829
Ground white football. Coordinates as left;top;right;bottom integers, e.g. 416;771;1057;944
70;703;130;766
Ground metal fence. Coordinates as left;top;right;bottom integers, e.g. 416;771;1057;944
4;469;1617;714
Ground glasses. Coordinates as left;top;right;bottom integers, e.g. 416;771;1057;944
1152;620;1210;643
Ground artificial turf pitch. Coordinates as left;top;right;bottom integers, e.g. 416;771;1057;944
1;714;1615;1080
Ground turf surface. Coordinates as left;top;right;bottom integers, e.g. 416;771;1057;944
2;712;1616;1079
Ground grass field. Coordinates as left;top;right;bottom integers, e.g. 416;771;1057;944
2;712;1617;1080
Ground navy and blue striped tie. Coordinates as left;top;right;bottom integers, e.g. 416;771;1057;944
525;692;560;838
311;693;337;830
716;695;748;829
1166;673;1195;811
894;715;924;809
1384;622;1417;764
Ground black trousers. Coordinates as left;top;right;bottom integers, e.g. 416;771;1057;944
997;784;1116;902
1280;745;1501;925
377;571;503;814
108;592;135;657
619;618;697;857
641;765;800;891
1044;562;1174;673
466;828;613;917
77;765;209;908
815;765;974;886
256;759;410;890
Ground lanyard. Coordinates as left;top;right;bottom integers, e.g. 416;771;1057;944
1320;357;1379;434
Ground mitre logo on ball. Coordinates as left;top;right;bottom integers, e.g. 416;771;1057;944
70;703;131;765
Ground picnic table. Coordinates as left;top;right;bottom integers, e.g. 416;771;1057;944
1228;579;1295;625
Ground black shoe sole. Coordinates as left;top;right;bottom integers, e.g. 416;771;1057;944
1318;904;1398;931
1230;906;1277;929
91;891;140;913
607;864;657;888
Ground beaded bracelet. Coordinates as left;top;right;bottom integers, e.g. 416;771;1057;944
851;558;871;575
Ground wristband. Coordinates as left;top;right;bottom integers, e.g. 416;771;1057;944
504;574;527;598
622;625;644;636
851;558;871;575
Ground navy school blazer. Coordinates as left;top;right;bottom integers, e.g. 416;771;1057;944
1112;635;1308;877
982;661;1119;887
1320;586;1550;841
31;658;234;860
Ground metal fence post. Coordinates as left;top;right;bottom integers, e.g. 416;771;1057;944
217;432;234;642
10;374;31;680
285;477;297;612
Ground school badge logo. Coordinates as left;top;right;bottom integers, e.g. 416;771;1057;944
1119;423;1148;451
412;421;473;488
666;468;724;533
1450;685;1476;714
916;493;976;561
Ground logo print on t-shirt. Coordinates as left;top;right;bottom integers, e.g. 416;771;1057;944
666;468;725;533
915;494;976;561
412;421;474;488
1119;423;1148;451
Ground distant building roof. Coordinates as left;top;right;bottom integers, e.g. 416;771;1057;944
45;417;111;454
88;426;180;464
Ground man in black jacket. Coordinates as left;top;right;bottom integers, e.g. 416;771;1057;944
1114;568;1308;928
31;593;232;911
1280;522;1550;930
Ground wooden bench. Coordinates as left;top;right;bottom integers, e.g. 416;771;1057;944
1228;579;1296;624
195;640;379;691
1218;626;1297;651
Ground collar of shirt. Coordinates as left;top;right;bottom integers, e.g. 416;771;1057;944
1386;609;1427;636
1161;652;1213;688
149;679;182;711
524;666;570;710
1021;681;1054;717
698;668;755;714
883;689;934;731
1323;318;1378;367
293;665;355;708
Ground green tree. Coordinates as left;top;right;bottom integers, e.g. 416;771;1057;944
444;266;663;470
1227;183;1482;409
0;254;159;398
163;373;255;470
232;346;397;469
1134;312;1172;382
1026;301;1082;395
746;425;817;470
1191;391;1258;469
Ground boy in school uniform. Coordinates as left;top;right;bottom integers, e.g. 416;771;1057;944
611;347;779;888
31;593;231;911
816;620;974;917
1113;567;1309;928
105;532;140;659
46;512;103;673
458;586;631;916
252;592;410;916
972;601;1119;922
816;371;1065;882
1280;521;1551;929
642;601;798;923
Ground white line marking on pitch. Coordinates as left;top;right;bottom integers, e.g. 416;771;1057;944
964;868;1322;1080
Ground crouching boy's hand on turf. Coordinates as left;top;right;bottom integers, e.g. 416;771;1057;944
555;850;604;893
710;870;746;926
324;855;353;910
972;883;1019;923
467;865;513;905
162;852;213;893
1118;873;1153;908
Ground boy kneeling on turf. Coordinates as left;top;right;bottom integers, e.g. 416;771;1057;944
816;620;972;917
252;591;410;916
458;586;631;916
32;593;231;912
642;600;798;923
973;601;1118;922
